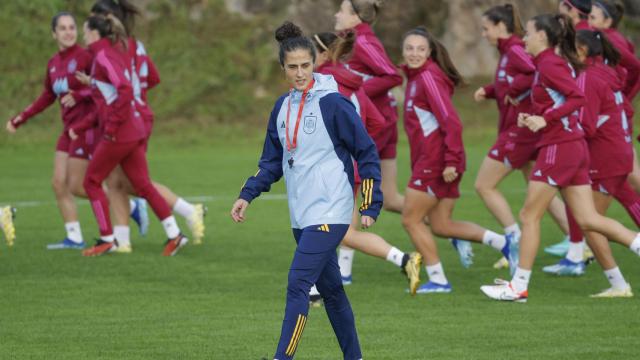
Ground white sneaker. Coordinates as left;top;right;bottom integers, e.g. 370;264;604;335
480;279;528;302
590;284;633;298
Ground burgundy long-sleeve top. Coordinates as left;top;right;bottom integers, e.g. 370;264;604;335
317;61;385;149
12;44;94;131
402;59;466;178
578;57;633;179
73;38;145;143
604;28;640;100
128;37;160;135
482;35;539;144
346;23;403;126
530;48;586;147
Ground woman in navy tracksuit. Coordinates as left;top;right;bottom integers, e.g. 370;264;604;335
230;22;381;360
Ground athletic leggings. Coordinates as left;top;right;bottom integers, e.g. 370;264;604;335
84;139;171;237
274;224;362;360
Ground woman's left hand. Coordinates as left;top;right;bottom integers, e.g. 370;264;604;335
442;166;458;183
524;115;547;132
361;215;375;229
75;71;91;85
504;95;520;106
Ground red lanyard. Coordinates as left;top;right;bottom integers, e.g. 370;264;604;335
285;79;315;152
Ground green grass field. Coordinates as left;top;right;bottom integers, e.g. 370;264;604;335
1;111;640;359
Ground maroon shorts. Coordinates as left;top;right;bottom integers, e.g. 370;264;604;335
591;175;627;195
529;140;590;187
377;123;398;160
487;137;538;170
408;171;462;199
55;129;96;160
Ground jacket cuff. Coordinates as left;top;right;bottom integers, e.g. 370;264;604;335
360;208;379;221
238;190;255;204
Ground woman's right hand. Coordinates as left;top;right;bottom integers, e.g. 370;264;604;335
231;199;250;223
5;118;18;134
517;113;530;128
473;87;486;102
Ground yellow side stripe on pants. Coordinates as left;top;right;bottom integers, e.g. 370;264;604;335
287;315;307;356
286;314;305;356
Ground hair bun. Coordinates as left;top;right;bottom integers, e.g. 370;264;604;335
275;21;303;43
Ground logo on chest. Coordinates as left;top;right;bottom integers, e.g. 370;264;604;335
67;59;78;74
303;114;317;134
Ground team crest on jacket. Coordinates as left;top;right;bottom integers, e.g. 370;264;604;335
303;115;317;134
67;59;77;74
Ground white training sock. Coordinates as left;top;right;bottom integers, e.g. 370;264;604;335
173;198;196;219
100;234;115;243
309;285;320;296
338;247;355;278
482;230;507;251
504;223;521;236
566;240;584;263
114;225;131;247
511;267;531;293
162;216;180;239
604;267;628;290
65;222;83;244
630;234;640;256
425;263;448;285
129;199;136;215
386;247;405;267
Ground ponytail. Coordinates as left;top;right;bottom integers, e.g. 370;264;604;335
312;32;356;64
91;0;140;35
403;27;464;86
532;13;583;71
483;3;524;37
576;30;621;66
331;32;356;63
594;0;625;28
87;14;128;49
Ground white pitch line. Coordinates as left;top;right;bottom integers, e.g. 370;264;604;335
6;189;529;209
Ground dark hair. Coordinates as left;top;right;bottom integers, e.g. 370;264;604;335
483;3;524;37
563;0;592;19
350;0;383;24
593;0;625;28
86;14;128;49
51;11;75;32
91;0;140;36
275;21;316;66
531;13;583;71
312;32;356;63
402;26;464;86
576;29;620;65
